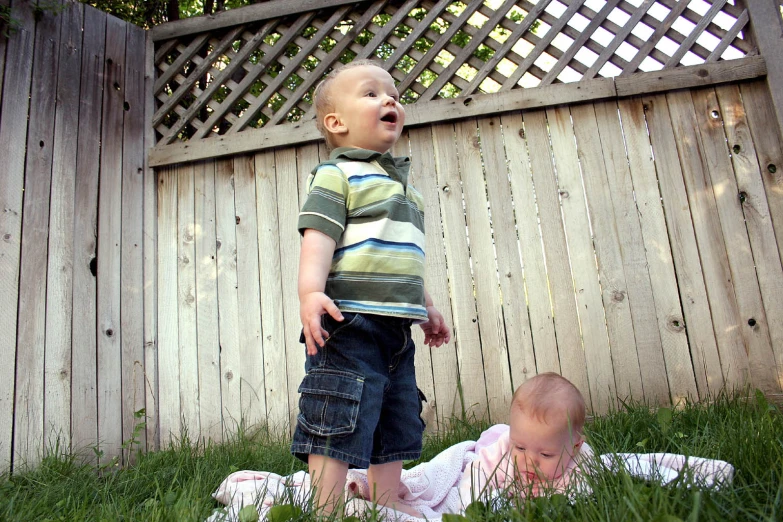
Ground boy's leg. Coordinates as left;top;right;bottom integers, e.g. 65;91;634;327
366;461;421;517
309;454;349;514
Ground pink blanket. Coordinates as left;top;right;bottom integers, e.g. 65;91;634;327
206;424;733;522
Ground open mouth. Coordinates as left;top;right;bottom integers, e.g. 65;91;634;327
381;112;397;124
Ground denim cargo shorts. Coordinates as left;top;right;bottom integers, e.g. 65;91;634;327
290;312;426;469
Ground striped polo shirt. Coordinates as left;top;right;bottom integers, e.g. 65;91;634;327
298;147;428;322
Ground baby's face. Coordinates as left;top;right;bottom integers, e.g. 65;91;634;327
508;408;582;483
326;65;405;153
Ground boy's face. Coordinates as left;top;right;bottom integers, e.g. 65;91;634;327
508;407;582;483
323;65;405;153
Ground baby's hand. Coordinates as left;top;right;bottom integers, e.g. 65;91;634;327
300;292;343;355
420;306;451;347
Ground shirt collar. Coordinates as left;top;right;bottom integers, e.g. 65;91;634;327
330;147;411;187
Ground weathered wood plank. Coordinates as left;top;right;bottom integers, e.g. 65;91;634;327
13;0;59;469
0;0;31;472
617;97;705;400
254;150;290;431
741;81;783;287
143;27;159;452
668;89;777;392
120;23;148;458
157;167;181;446
177;164;200;438
431;122;487;418
615;55;766;98
695;86;782;393
233;155;267;426
96;15;126;463
476;117;535;398
522;110;591;409
279;145;316;432
0;0;8;111
44;0;82;451
195;161;223;442
547;106;616;414
744;0;783;139
390;134;438;431
570;103;646;405
214;158;243;433
589;101;674;405
150;0;358;41
71;5;106;456
407;127;460;427
454;119;513;422
500;113;559;376
658;91;750;389
724;83;783;391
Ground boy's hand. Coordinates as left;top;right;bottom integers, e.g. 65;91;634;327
300;291;343;355
420;305;451;347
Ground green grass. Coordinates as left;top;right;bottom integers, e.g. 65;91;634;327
1;390;781;521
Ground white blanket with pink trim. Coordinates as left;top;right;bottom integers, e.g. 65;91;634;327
205;425;733;522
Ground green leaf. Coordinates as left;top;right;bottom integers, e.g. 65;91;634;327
755;389;770;412
657;407;673;434
238;505;260;522
163;490;177;507
442;515;469;522
267;504;301;522
465;500;489;519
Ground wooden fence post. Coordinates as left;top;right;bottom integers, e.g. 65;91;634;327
745;0;783;136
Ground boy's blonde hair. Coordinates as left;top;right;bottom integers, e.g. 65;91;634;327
511;372;586;435
313;59;388;149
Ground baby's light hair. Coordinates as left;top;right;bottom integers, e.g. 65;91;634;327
511;372;586;436
313;59;388;149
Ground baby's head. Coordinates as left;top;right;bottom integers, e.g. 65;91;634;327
508;372;586;483
313;60;405;152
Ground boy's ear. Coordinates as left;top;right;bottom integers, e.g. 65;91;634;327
572;438;584;453
323;113;348;135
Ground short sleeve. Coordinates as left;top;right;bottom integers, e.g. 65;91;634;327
297;165;349;242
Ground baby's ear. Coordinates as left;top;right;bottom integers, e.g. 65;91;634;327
323;113;348;135
572;437;584;453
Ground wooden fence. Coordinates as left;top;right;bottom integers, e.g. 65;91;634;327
0;0;153;472
2;0;783;473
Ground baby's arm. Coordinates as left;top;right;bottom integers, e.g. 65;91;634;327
299;228;343;355
419;288;451;347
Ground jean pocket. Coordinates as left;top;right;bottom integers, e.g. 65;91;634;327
297;369;364;436
321;312;362;341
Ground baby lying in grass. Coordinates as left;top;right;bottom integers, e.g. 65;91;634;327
459;372;592;506
208;373;734;521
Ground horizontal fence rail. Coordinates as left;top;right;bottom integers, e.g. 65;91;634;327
149;0;760;166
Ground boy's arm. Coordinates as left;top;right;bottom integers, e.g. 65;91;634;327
299;228;344;355
420;288;451;347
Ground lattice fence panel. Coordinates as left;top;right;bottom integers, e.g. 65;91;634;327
152;0;753;146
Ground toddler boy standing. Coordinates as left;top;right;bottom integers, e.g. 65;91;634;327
291;59;451;518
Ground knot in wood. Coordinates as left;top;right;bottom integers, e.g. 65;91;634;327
612;290;625;302
559;190;569;198
667;317;685;332
225;370;234;381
